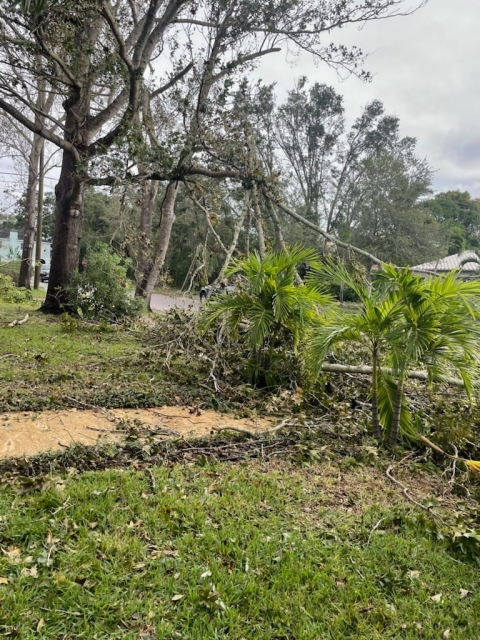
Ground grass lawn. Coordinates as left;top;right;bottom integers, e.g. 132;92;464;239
0;459;479;639
0;300;215;413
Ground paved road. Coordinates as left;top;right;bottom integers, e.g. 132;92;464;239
150;293;200;312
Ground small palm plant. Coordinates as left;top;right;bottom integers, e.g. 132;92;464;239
307;262;480;444
306;262;403;443
201;246;331;386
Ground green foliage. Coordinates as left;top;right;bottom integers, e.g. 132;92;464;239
66;243;144;320
307;261;480;444
202;247;331;386
422;191;480;254
0;260;22;283
0;273;32;303
338;148;438;266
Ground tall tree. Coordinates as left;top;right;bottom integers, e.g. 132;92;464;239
276;77;344;227
337;144;438;265
0;0;193;310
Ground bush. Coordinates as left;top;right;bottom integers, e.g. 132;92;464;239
0;273;32;303
66;244;145;320
0;260;21;283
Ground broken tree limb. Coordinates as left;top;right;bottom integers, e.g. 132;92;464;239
188;188;227;254
320;362;466;387
7;314;29;327
263;189;383;266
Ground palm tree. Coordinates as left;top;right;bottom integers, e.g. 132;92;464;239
385;267;480;443
201;246;331;386
308;262;480;444
307;261;403;443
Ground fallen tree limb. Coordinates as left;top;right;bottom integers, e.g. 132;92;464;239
212;418;299;438
263;189;384;266
6;313;29;327
320;363;466;388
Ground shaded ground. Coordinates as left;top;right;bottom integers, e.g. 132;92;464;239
0;406;272;459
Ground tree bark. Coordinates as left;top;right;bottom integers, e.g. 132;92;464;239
389;377;404;446
43;146;86;312
136;181;179;309
18;136;42;288
371;348;382;443
213;191;250;285
319;363;465;387
135;180;159;296
266;197;286;252
253;185;266;259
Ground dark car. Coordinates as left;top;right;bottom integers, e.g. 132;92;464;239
199;283;235;301
40;263;50;282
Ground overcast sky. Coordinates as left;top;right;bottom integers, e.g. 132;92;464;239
255;0;480;197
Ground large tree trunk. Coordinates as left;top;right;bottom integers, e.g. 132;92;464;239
136;181;179;309
42;147;86;312
40;20;96;313
18;136;42;288
135;180;159;296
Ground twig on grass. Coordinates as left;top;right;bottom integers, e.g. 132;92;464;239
367;518;386;546
40;607;81;617
386;458;446;525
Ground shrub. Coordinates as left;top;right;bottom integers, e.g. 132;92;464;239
0;273;32;303
65;244;145;320
0;260;21;283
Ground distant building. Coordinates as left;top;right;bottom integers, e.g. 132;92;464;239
0;230;51;264
411;251;480;278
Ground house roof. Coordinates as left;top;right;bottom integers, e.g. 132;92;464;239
412;251;480;273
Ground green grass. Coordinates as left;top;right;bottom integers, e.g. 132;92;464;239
0;301;212;413
0;460;478;639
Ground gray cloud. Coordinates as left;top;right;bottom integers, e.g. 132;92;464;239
255;0;480;196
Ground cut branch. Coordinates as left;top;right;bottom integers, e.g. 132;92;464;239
320;363;466;388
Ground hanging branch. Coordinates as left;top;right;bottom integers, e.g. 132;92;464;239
263;188;384;266
188;187;227;254
212;191;251;285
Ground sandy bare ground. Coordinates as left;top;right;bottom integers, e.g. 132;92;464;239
0;406;273;459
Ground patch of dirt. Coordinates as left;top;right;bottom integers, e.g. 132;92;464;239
0;406;273;459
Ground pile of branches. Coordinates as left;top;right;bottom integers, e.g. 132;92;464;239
136;309;301;407
0;418;365;480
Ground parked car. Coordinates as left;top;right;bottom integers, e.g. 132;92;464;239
40;264;50;282
199;283;235;301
